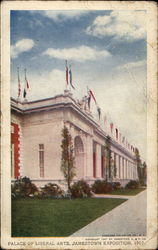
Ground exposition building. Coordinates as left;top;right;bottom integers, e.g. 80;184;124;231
11;90;138;188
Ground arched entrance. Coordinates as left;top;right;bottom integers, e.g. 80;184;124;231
74;136;84;179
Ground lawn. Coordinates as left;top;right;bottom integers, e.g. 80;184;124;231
12;198;126;237
109;188;146;196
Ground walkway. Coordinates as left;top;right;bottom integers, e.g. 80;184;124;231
71;190;147;237
93;194;132;199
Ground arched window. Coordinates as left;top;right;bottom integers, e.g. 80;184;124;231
74;136;84;153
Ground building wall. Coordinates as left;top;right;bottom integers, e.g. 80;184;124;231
22;109;64;186
11;95;138;188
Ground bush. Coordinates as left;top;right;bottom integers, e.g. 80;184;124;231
92;180;113;194
12;177;38;198
125;180;140;189
71;180;92;198
111;182;121;190
40;183;64;198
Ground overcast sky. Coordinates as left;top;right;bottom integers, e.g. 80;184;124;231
11;10;147;161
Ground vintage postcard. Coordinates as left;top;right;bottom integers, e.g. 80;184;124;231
1;1;157;249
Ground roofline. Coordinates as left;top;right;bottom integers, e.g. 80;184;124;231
11;96;136;160
11;93;76;105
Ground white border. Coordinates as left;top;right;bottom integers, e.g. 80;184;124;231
1;1;157;249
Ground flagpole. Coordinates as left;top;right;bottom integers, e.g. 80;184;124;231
23;68;28;102
17;67;20;101
65;60;68;90
64;60;70;95
69;64;71;92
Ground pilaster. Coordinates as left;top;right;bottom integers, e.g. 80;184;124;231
85;135;93;179
116;154;119;178
96;144;102;178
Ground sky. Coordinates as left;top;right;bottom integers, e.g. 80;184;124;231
10;10;147;161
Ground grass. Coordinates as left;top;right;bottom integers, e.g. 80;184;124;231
109;188;146;196
12;197;126;237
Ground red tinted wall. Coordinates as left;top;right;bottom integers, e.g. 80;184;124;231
11;123;20;178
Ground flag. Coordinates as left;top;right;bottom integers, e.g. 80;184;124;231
110;123;113;133
97;106;101;120
69;65;75;90
122;136;125;143
119;132;122;143
25;74;29;89
116;128;118;140
23;69;29;98
87;94;91;109
17;67;21;98
66;60;68;86
23;88;26;98
89;90;97;104
104;114;106;124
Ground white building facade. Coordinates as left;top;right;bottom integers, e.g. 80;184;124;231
11;91;138;188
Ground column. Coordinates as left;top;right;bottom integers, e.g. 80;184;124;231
131;163;133;179
126;160;128;179
96;144;102;178
125;159;127;179
126;161;129;179
122;158;124;179
135;164;138;179
116;154;119;179
128;162;131;179
118;155;121;179
101;148;104;178
85;136;93;179
114;152;117;179
132;163;134;179
120;156;123;179
111;151;115;180
130;162;132;179
134;164;136;179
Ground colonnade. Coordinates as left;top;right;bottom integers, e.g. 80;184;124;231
68;123;137;184
111;151;138;180
88;140;138;182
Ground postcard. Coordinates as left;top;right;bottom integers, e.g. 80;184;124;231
1;1;157;249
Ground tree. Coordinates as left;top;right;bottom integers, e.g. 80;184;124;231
61;126;76;192
135;148;142;183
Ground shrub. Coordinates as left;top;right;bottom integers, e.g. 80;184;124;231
40;183;64;198
92;180;113;194
71;180;92;198
11;177;38;198
111;182;121;190
125;180;140;189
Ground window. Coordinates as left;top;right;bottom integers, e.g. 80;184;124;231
39;144;44;178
